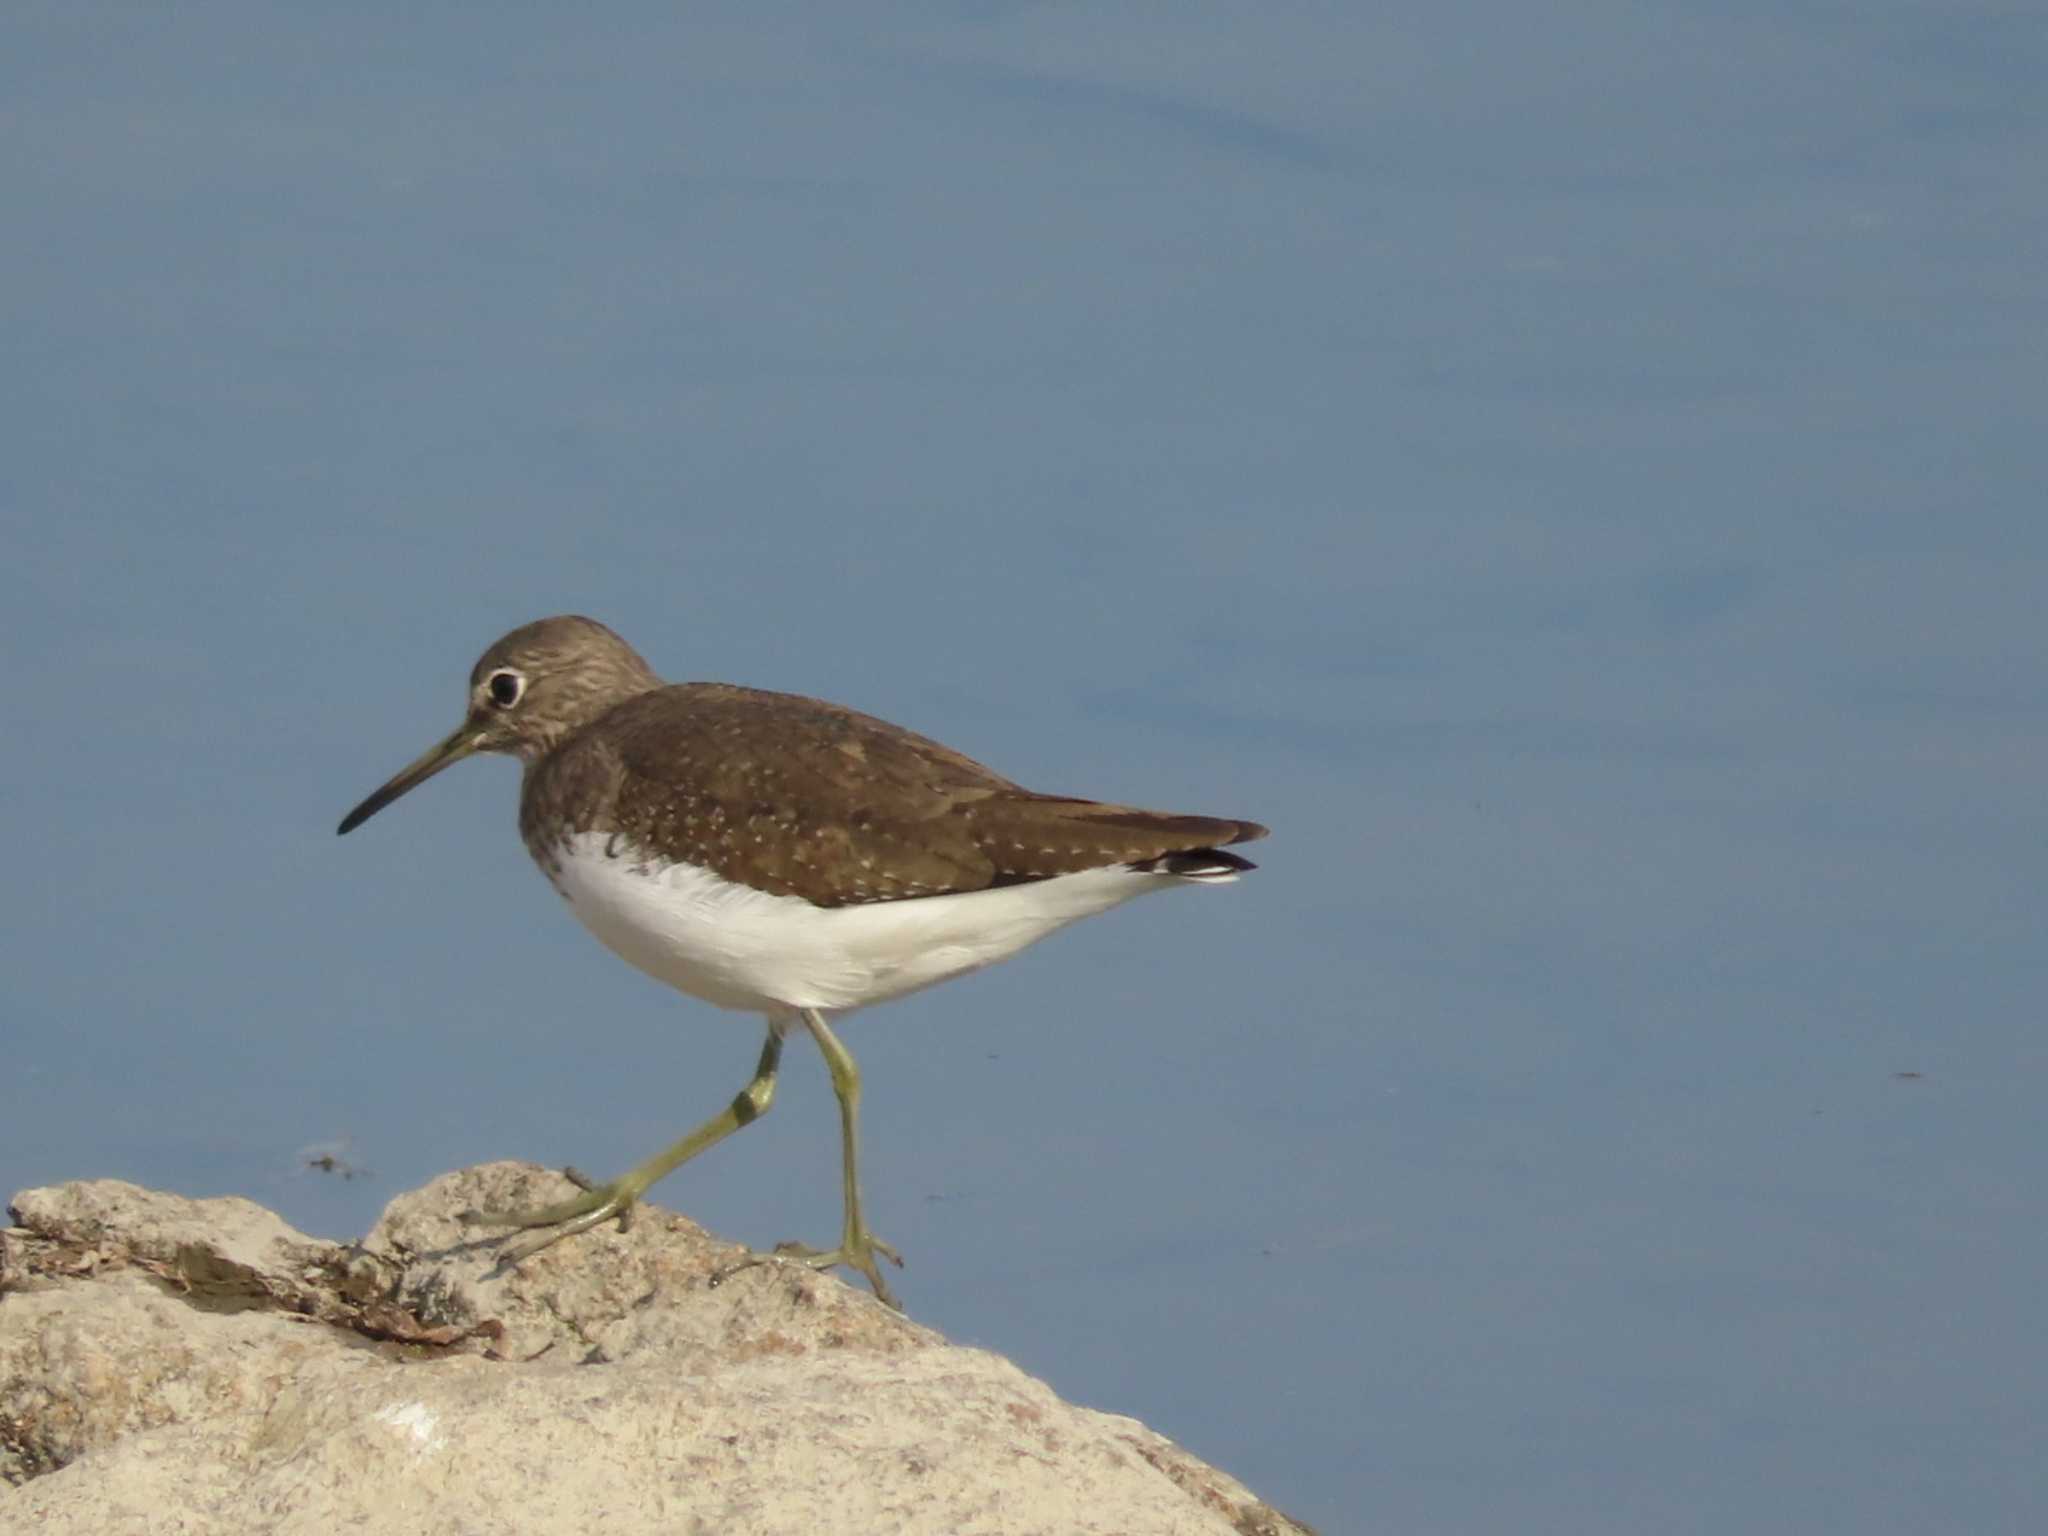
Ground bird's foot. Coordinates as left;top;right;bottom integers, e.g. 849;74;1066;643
712;1229;905;1310
466;1168;641;1269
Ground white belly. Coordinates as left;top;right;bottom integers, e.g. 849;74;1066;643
539;830;1170;1017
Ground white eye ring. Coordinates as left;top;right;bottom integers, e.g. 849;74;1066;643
486;669;526;708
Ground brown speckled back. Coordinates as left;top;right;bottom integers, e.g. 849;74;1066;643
519;681;1265;907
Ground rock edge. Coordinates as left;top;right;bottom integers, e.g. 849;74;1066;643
1;1164;1315;1535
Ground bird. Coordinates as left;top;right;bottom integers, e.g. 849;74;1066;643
337;615;1267;1307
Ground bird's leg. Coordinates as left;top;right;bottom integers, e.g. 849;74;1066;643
713;1007;904;1308
474;1027;784;1267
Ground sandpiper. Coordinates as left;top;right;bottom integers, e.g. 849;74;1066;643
338;615;1267;1307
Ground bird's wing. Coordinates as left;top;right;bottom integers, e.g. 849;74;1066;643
573;683;1262;906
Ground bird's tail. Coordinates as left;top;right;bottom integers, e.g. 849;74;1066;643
1128;847;1259;883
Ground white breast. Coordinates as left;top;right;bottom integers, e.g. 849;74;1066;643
539;831;1173;1018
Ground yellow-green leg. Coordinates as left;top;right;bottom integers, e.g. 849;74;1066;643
476;1027;784;1267
714;1007;904;1307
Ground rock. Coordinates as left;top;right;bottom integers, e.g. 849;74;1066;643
1;1165;1314;1535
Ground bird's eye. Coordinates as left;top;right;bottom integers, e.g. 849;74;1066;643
487;669;525;708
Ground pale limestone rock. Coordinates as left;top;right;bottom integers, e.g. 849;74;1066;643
1;1165;1313;1535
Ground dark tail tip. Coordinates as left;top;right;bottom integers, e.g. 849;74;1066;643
1131;847;1259;881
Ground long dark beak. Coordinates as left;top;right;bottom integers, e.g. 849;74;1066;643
337;723;482;835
